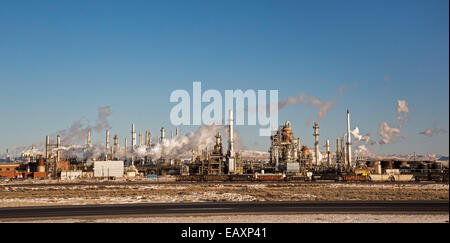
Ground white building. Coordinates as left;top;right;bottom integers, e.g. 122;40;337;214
60;171;83;180
93;161;124;178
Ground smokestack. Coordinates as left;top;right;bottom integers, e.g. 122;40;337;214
114;134;119;151
87;130;91;146
346;109;352;167
413;152;416;161
124;138;128;160
227;109;236;173
326;139;331;167
229;109;234;154
56;135;61;163
313;122;319;165
45;136;50;159
343;138;347;165
106;129;110;149
160;127;165;143
336;137;341;164
131;123;136;148
176;128;179;137
145;130;151;148
139;132;143;146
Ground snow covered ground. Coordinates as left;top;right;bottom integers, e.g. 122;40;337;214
0;181;448;207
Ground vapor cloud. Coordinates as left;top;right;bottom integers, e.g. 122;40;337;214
378;122;402;144
278;93;336;121
350;127;371;143
55;106;112;145
419;128;447;137
396;100;409;121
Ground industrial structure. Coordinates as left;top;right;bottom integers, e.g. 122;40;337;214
0;109;448;182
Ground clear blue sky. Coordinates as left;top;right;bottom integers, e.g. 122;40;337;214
0;0;448;156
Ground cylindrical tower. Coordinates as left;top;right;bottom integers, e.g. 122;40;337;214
37;156;45;172
313;122;319;165
326;139;331;167
87;130;91;146
346;109;352;167
229;109;234;154
145;130;151;148
160;127;165;144
56;135;61;163
45;136;50;159
106;130;110;149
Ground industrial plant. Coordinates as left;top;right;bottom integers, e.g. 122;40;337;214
0;109;448;183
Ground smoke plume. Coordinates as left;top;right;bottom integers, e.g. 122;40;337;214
350;127;371;143
419;128;447;137
278;93;336;121
378;122;402;144
396;100;409;121
56;106;112;145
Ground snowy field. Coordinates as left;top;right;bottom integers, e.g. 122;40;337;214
0;181;448;208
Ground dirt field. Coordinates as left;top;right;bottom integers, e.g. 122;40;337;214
0;180;448;207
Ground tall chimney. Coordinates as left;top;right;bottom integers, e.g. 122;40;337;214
336;137;341;164
139;132;143;146
326;139;331;167
313;122;320;166
106;129;110;149
346;109;352;167
87;130;91;146
45;136;50;159
176;128;179;137
145;130;151;148
160;127;165;143
114;135;118;147
229;109;235;154
124;138;128;160
228;109;236;173
56;135;61;163
131;123;136;148
343;138;347;166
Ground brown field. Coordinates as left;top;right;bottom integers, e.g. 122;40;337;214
0;180;448;208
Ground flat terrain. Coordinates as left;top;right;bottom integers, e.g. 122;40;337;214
0;180;448;207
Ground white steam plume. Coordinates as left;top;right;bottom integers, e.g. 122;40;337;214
418;128;447;137
278;93;336;121
350;127;371;143
397;100;409;121
378;122;402;144
56;106;112;145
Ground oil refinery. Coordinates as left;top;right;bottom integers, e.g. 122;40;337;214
0;109;448;183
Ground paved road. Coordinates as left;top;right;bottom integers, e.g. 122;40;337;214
0;201;447;220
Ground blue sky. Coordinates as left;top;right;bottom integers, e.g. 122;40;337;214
0;0;448;156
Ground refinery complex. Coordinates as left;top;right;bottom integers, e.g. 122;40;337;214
0;109;448;183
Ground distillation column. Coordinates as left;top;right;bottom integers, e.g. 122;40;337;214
346;109;352;167
313;122;320;166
